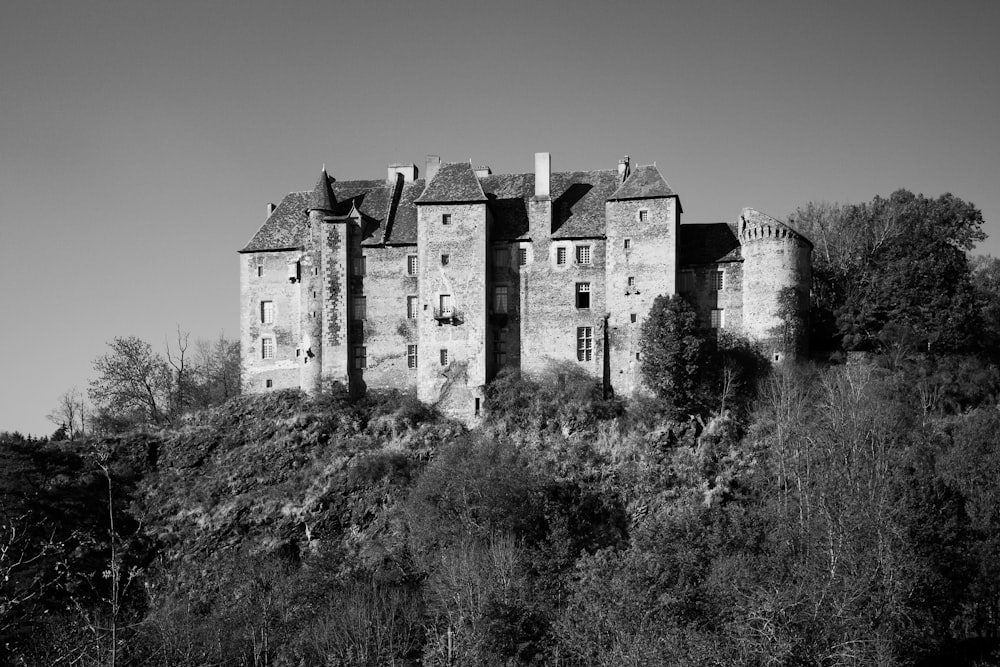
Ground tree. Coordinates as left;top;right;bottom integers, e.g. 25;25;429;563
89;336;171;427
638;294;706;417
192;333;241;406
46;387;88;439
790;190;985;355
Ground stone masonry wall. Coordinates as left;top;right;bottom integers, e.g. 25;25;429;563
417;203;488;422
355;244;419;393
678;261;744;332
605;197;678;397
519;231;607;383
740;231;811;360
240;249;303;392
320;218;350;387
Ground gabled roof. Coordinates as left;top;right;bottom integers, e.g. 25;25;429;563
608;164;676;201
415;162;487;203
309;168;335;211
679;222;742;264
241;192;311;252
478;170;620;240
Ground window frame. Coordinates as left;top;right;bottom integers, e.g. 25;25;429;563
575;282;591;309
407;344;418;369
406;255;418;276
439;294;453;316
556;247;567;265
638;209;649;223
442;213;452;225
440;348;449;366
494;285;509;313
351;256;366;276
261;337;275;360
353;345;367;369
407;295;418;319
577;326;593;362
711;271;725;291
352;296;367;321
518;247;528;266
261;300;274;325
710;308;725;329
575;245;591;265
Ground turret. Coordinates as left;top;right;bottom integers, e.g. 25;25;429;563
299;167;336;392
738;208;812;361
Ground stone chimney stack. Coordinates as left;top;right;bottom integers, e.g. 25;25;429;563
617;155;630;182
425;155;442;183
534;152;550;200
387;163;417;183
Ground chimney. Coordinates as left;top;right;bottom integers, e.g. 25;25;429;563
534;152;550;200
266;202;276;217
617;155;630;182
425;155;442;182
387;163;417;183
474;165;492;178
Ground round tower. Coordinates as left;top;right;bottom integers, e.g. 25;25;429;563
299;166;334;393
738;208;812;361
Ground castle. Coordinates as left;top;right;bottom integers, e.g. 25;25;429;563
239;153;812;421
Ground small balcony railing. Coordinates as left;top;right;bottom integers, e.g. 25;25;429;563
433;307;463;325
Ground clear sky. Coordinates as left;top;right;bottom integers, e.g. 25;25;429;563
2;0;998;436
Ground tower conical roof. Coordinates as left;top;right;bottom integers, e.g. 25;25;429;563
308;166;335;211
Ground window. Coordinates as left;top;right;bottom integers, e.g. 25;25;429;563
711;271;724;291
440;348;449;365
313;267;320;276
494;329;507;365
679;271;695;292
711;309;725;329
353;296;367;320
261;301;274;324
408;344;418;369
577;327;593;361
407;296;418;319
442;213;452;225
624;238;631;250
494;247;509;268
406;255;417;275
265;379;273;388
352;256;366;276
627;276;636;289
261;338;274;359
296;348;301;357
576;245;591;264
576;282;591;309
475;398;481;417
518;248;527;266
354;346;367;369
630;313;637;323
638;209;649;223
494;285;508;313
439;294;453;316
257;265;263;277
441;254;450;266
556;247;567;265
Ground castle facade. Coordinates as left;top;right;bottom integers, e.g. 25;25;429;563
239;153;811;422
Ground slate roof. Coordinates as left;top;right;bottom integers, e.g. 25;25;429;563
608;164;676;201
241;163;683;252
416;162;487;203
309;169;335;211
478;170;620;240
679;222;742;264
240;192;311;252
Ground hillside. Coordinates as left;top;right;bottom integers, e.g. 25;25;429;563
4;362;1000;666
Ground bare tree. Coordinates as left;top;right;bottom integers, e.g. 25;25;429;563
89;336;171;426
165;327;193;417
46;387;89;439
193;333;241;405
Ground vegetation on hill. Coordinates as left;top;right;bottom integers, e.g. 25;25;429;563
3;189;1000;665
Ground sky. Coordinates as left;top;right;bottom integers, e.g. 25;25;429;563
2;0;999;436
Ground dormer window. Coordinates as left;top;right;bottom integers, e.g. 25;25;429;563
442;213;452;225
